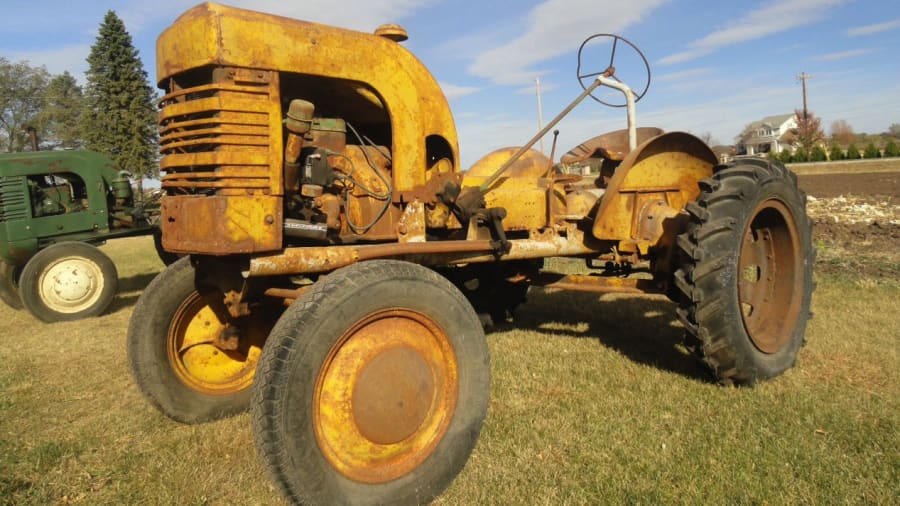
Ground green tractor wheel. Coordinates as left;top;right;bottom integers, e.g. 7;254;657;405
18;242;118;322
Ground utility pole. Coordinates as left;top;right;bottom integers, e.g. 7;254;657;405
796;72;814;161
797;72;813;119
535;77;545;154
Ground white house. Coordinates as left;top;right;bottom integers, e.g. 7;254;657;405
735;113;797;155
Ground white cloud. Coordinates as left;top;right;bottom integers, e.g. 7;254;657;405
212;0;435;31
812;48;875;62
7;45;92;81
440;82;481;100
846;18;900;37
659;0;848;65
117;1;199;35
108;0;436;35
655;68;713;82
467;0;669;86
6;1;438;83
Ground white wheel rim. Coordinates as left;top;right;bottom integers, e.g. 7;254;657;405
38;256;105;313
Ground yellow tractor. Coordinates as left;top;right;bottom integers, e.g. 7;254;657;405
128;4;814;504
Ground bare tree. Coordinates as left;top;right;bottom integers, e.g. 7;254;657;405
792;109;825;162
889;123;900;138
830;119;855;146
698;131;719;146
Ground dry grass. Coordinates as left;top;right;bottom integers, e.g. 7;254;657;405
1;239;898;505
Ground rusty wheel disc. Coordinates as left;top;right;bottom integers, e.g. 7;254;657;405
738;198;804;354
167;291;264;395
313;309;458;484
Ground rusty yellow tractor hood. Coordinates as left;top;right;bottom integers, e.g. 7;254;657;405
157;2;459;190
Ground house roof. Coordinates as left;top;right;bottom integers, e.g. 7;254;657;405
745;114;795;131
759;113;795;127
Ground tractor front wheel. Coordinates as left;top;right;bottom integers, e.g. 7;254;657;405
18;242;118;322
128;257;275;423
252;260;489;505
675;159;813;385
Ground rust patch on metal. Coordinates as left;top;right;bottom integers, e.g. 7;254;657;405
739;199;804;354
312;309;458;483
397;200;426;243
532;273;663;295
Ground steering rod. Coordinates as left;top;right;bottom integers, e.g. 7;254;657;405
478;68;637;193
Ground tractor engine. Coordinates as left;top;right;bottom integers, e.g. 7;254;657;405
155;4;461;256
278;99;393;244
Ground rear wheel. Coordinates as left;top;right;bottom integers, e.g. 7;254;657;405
128;257;277;423
18;242;118;322
0;259;23;310
253;260;489;506
675;159;813;385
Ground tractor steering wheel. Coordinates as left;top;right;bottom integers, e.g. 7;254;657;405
576;34;651;107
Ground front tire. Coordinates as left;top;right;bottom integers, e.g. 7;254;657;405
675;159;814;385
252;260;490;506
18;242;118;322
128;257;276;423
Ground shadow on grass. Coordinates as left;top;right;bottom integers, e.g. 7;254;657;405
107;272;159;313
499;288;714;384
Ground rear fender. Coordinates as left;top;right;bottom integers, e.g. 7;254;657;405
591;132;717;254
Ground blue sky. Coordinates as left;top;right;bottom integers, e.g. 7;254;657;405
3;0;899;167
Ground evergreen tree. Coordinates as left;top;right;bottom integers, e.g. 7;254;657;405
810;145;827;162
846;143;861;159
884;139;899;158
82;10;158;196
863;142;881;159
40;72;83;149
0;58;50;152
779;149;793;164
828;143;844;161
793;147;807;163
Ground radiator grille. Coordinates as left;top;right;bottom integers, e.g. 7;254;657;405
0;176;29;222
158;72;281;195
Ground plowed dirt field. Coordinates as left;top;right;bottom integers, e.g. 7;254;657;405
798;170;899;278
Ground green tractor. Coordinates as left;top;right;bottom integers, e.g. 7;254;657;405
0;150;169;322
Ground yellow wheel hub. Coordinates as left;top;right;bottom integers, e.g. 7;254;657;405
167;292;264;395
314;309;458;484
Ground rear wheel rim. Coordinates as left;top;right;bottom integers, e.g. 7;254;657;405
38;256;104;313
313;309;458;484
167;292;262;395
738;198;803;353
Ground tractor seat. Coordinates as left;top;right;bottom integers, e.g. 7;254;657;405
561;127;664;164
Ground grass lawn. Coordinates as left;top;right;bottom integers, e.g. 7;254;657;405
1;237;897;505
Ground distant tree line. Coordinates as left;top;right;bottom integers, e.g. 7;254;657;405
0;11;157;187
767;111;900;164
